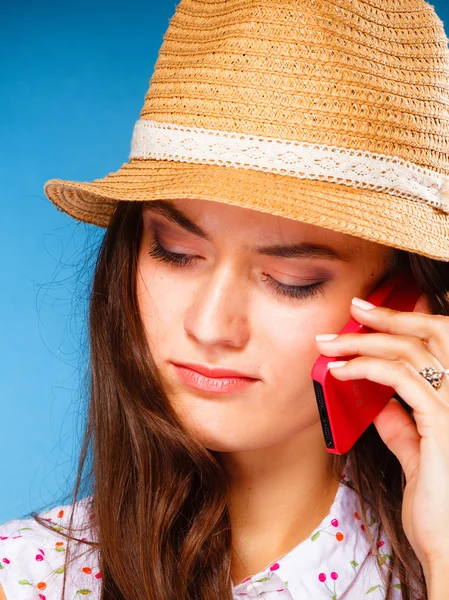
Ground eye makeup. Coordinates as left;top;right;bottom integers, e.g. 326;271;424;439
148;232;327;301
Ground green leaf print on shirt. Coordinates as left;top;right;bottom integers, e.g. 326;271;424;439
366;584;383;594
365;581;401;595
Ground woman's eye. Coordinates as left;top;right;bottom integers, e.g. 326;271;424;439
148;235;326;300
262;274;326;300
148;235;198;267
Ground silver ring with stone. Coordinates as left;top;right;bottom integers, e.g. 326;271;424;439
419;366;449;389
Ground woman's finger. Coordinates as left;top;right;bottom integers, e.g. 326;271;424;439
316;331;449;405
327;356;448;423
349;301;449;376
372;398;420;482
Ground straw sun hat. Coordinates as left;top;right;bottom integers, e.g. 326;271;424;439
44;0;449;261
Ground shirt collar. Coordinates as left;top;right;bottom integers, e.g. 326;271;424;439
232;469;379;599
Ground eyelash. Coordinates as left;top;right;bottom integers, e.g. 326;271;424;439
148;235;326;300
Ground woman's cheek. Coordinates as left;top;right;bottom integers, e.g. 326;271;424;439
136;266;171;334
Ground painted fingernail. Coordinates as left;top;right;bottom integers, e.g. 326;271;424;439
327;361;348;368
315;334;339;341
352;297;376;310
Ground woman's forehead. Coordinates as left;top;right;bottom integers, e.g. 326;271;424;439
143;197;373;257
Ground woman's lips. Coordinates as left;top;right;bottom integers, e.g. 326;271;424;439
172;363;260;395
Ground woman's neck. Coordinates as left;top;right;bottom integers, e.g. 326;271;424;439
218;422;341;586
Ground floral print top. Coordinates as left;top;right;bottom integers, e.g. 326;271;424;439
0;472;421;599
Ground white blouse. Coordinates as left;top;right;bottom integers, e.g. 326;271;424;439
0;471;420;599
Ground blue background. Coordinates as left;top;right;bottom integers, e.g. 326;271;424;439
0;0;177;522
1;0;449;522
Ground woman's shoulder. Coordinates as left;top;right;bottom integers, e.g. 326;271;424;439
0;496;102;600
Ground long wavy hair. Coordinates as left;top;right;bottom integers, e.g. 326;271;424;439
32;200;449;600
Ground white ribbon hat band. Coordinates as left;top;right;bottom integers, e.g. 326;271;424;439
130;119;449;214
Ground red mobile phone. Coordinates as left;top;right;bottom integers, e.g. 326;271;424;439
311;269;423;455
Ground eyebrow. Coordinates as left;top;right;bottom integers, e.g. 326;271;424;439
143;200;352;262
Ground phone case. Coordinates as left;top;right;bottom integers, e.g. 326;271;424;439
311;269;423;455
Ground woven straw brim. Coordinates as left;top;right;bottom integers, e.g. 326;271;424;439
44;159;449;262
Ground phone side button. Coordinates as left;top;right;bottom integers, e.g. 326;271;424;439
313;380;335;449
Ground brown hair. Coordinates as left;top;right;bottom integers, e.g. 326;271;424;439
32;200;449;600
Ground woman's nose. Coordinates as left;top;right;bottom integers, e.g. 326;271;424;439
183;265;250;349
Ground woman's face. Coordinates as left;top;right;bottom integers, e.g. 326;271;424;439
136;198;395;452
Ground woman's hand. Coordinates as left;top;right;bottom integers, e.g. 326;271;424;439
315;294;449;594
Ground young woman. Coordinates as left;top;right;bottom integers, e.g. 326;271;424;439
2;1;449;599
